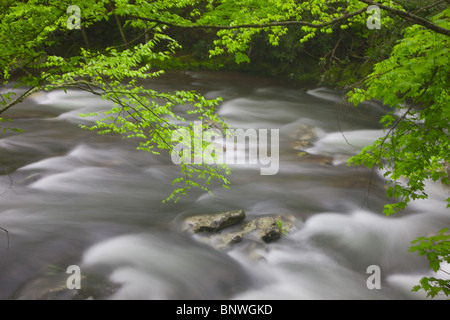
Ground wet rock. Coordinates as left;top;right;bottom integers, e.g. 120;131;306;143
292;140;313;150
257;217;283;242
182;209;246;233
240;217;285;243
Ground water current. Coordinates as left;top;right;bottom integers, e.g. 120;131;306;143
0;71;448;300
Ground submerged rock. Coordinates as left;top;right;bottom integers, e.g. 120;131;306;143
295;152;333;166
10;265;118;300
289;124;318;151
287;124;333;166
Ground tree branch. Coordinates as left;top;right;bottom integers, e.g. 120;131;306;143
0;80;103;115
0;86;41;115
412;0;448;15
128;1;450;37
127;6;369;30
360;0;450;36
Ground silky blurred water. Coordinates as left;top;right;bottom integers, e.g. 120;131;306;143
0;71;448;300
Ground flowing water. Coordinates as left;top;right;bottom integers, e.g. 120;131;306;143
0;71;448;300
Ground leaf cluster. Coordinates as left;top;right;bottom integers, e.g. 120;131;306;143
0;0;231;202
410;228;450;298
347;9;450;215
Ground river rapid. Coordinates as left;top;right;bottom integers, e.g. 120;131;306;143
0;71;449;300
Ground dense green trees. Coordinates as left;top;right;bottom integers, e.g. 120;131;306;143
0;0;449;298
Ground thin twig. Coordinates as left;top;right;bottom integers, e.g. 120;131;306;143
0;226;9;251
0;166;14;196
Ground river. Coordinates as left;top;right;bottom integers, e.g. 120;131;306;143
0;71;449;300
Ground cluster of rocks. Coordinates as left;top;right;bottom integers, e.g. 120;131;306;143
179;209;296;251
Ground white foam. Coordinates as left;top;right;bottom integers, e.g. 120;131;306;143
29;166;113;193
387;263;450;300
306;87;343;103
30;89;113;122
217;98;294;126
19;154;78;172
33;90;91;109
82;233;247;299
306;129;385;156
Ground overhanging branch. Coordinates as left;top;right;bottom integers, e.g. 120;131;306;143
127;1;450;36
128;7;369;30
360;0;450;36
0;80;102;115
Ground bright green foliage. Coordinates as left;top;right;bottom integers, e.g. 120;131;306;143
347;9;450;215
346;8;450;298
0;1;65;82
204;0;377;63
0;0;230;202
276;219;288;236
0;117;23;134
410;228;450;298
